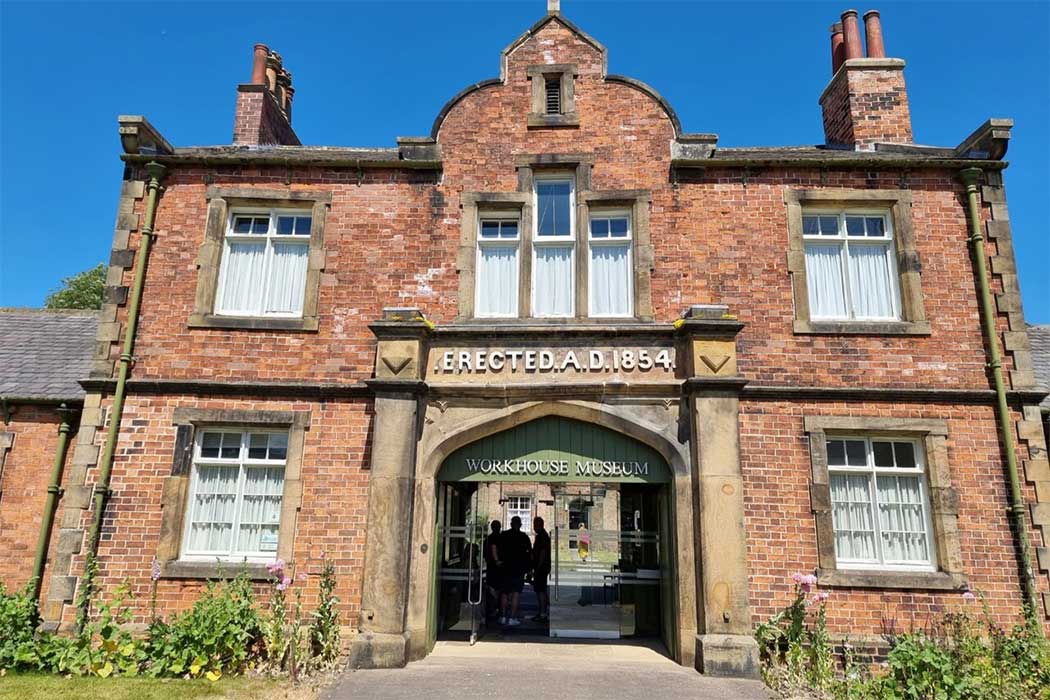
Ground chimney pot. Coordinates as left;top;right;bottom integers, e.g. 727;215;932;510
251;44;269;85
829;22;845;74
841;9;863;60
863;10;886;58
547;0;560;14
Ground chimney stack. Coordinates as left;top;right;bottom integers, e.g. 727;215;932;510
233;43;300;146
819;8;912;150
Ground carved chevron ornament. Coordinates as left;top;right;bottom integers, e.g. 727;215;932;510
700;354;730;374
382;356;412;375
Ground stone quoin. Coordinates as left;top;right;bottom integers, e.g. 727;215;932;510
3;1;1048;682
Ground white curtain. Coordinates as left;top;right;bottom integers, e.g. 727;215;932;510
876;475;928;562
590;244;630;316
830;473;876;561
266;243;309;315
237;466;285;553
534;246;573;316
848;244;896;319
218;242;266;315
188;465;239;552
804;244;847;319
476;246;518;316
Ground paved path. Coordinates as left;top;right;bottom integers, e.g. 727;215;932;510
323;640;771;700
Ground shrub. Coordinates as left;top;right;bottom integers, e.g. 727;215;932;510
144;574;261;680
757;576;1050;700
0;582;40;671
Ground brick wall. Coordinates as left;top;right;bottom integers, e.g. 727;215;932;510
820;63;913;148
54;393;373;628
0;405;69;599
232;86;299;146
742;399;1045;635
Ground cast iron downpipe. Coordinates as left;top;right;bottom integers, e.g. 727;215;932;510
81;163;166;609
960;167;1038;617
30;403;78;601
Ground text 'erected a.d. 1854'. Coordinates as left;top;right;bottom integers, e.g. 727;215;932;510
430;347;675;375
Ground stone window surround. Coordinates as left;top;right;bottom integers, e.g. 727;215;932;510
527;64;579;128
785;189;930;336
157;408;310;580
456;154;654;322
804;415;967;590
0;432;12;499
188;186;331;332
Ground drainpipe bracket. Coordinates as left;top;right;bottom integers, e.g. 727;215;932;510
47;485;64;497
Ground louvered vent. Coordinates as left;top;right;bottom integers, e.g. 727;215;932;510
545;77;561;115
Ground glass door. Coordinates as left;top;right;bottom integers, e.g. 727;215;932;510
435;482;485;644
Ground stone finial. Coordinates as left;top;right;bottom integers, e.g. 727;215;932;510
547;0;560;14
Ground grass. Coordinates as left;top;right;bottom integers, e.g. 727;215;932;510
0;673;323;700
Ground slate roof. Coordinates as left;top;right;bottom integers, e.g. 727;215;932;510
0;309;98;401
1029;324;1050;410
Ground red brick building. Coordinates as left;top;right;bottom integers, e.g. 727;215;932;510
8;4;1049;678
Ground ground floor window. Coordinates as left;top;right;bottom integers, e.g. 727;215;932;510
827;436;934;570
505;496;533;533
182;430;287;560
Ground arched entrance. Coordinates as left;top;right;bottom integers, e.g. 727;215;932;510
429;415;677;658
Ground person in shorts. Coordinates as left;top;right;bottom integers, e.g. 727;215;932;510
497;515;532;626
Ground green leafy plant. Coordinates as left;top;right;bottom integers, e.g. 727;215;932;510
44;263;105;310
309;554;341;667
144;574;261;680
0;582;40;671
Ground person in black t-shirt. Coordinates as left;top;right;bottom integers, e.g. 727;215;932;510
497;515;532;626
531;516;551;622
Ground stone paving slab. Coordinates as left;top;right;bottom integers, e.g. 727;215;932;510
324;640;771;700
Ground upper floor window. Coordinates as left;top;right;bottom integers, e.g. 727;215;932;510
476;216;520;317
533;177;575;317
215;210;312;318
182;429;287;561
802;211;901;321
588;212;632;317
827;436;934;570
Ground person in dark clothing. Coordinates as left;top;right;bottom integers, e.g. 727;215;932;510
484;520;502;620
531;516;551;622
497;515;532;625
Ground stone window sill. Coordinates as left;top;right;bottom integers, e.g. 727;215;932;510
188;313;318;332
794;320;932;336
160;560;274;581
527;112;580;128
817;568;967;591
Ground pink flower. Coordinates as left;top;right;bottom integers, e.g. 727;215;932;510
811;591;830;605
151;557;161;582
266;559;286;576
793;572;818;593
962;591;977;603
275;575;292;592
298;573;308;582
791;572;804;584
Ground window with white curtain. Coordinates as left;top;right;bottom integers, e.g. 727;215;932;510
533;178;575;317
827;436;934;570
215;210;312;318
182;429;287;560
588;212;632;317
802;212;900;321
505;496;532;534
475;217;520;317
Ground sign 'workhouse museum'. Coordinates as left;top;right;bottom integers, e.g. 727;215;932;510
1;0;1047;680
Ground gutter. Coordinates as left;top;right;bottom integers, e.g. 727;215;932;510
30;404;79;601
79;162;166;624
960;167;1038;618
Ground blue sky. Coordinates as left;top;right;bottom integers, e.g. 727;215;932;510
1;1;1047;321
